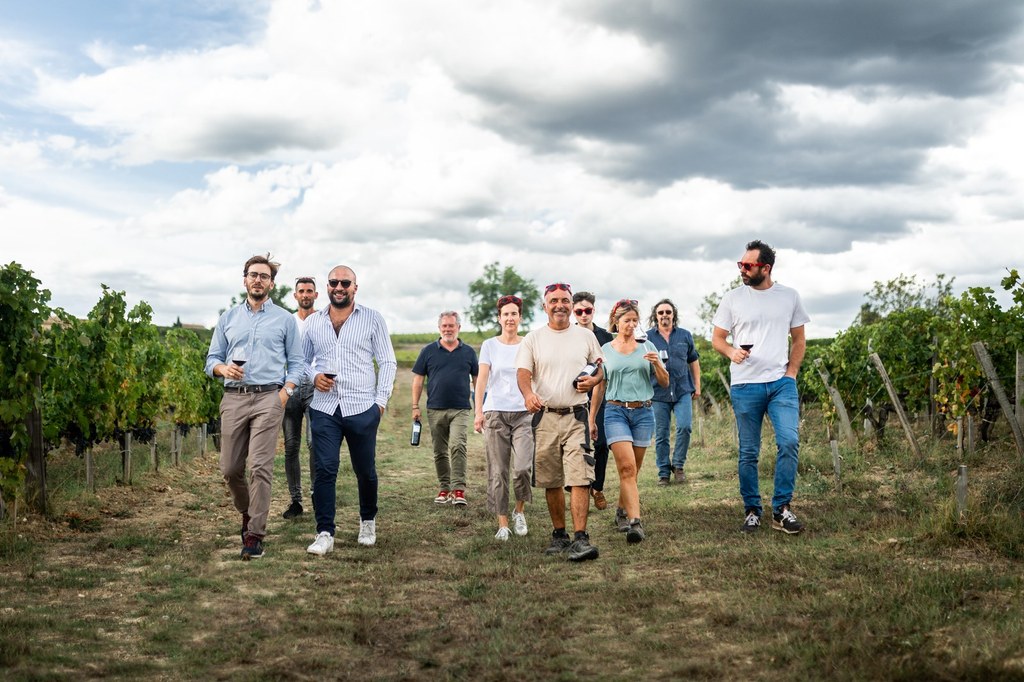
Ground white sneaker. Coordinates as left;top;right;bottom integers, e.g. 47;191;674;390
358;518;376;546
306;531;334;555
494;526;512;542
512;511;528;536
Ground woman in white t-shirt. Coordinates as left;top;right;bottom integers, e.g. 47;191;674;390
473;295;535;541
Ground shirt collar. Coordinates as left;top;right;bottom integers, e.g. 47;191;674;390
244;298;277;313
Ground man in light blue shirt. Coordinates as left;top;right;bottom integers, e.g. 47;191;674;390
206;253;304;560
302;265;397;555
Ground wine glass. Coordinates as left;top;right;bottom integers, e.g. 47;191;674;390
231;347;249;367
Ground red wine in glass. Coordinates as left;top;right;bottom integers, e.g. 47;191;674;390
739;344;753;352
323;372;337;379
231;349;248;367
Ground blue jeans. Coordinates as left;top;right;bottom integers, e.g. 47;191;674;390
730;377;800;516
653;397;693;479
310;405;382;535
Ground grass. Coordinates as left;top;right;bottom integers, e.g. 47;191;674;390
1;370;1023;680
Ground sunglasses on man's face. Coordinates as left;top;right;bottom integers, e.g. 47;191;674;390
657;310;673;316
328;279;353;289
573;307;593;316
737;261;767;272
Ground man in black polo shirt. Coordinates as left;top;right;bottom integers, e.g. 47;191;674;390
412;311;479;506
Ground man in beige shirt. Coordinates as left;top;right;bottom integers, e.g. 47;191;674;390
516;283;604;562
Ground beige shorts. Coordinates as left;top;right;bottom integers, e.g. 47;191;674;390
532;407;595;489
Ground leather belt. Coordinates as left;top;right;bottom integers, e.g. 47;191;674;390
224;384;282;394
607;399;652;409
543;405;587;415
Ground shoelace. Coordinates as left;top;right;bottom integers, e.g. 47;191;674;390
780;509;797;523
745;513;760;526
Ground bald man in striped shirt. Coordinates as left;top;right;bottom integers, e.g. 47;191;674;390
302;265;398;554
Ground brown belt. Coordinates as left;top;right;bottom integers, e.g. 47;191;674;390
607;399;652;409
224;384;282;394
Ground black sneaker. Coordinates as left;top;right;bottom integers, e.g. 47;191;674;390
626;519;646;544
615;507;630;532
240;512;251;542
544;533;571;556
772;506;804;534
282;501;303;519
241;534;264;560
741;511;761;533
567;534;599;562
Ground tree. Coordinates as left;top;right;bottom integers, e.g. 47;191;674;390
467;262;539;332
853;273;954;326
219;284;295;316
695;276;741;337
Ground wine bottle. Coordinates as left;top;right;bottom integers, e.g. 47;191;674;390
410;418;422;446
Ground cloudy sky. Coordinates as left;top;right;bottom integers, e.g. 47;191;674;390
3;0;1023;337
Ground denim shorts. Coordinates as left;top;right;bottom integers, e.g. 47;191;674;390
603;403;654;447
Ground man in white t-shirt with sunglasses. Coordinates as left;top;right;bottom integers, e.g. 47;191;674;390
712;240;809;535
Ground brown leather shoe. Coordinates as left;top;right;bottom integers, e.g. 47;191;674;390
673;467;687;484
591;489;608;510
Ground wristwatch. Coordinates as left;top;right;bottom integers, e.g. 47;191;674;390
285;386;295;397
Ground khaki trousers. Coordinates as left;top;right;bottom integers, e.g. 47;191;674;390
219;391;284;538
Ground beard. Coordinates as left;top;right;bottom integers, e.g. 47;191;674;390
330;291;352;309
297;298;315;310
743;272;766;287
247;288;268;302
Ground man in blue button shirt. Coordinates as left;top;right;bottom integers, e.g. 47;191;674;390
206;254;304;560
645;299;701;485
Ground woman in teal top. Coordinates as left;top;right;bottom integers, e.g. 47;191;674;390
591;299;668;544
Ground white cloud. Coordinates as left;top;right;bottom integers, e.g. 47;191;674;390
3;1;1024;338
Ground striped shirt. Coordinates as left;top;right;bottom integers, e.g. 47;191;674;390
302;303;397;417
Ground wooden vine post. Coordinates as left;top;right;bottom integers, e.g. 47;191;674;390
868;352;923;459
1016;350;1023;431
716;370;731;402
85;449;96;493
121;432;133;485
956;465;968;522
814;358;855;447
25;373;47;514
971;342;1024;458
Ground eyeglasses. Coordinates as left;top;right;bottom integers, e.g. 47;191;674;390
328;279;353;289
545;282;572;294
737;261;768;271
573;307;593;316
497;295;522;308
657;310;673;316
245;272;272;282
